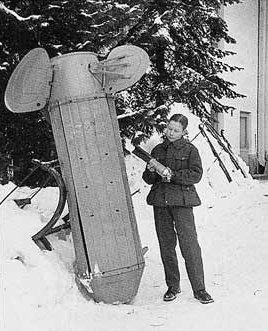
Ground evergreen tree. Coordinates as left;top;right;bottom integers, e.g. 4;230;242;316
0;0;243;184
0;0;141;183
114;0;244;141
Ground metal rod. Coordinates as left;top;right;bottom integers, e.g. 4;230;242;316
0;164;40;206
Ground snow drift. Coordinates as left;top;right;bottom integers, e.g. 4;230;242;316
1;104;267;331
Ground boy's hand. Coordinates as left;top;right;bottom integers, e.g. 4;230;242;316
146;159;174;182
162;167;173;182
146;161;156;172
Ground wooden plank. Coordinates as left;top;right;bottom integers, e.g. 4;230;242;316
84;102;134;267
106;96;144;265
92;98;137;262
60;98;138;271
48;102;89;277
60;100;112;270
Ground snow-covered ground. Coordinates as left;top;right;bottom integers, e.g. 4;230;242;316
1;106;268;331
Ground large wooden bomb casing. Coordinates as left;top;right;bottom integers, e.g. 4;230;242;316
48;52;145;303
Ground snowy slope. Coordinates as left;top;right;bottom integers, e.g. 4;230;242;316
1;106;268;331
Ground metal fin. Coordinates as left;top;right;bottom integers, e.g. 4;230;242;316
5;48;52;113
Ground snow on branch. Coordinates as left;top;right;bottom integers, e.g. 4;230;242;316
0;2;41;21
117;110;143;120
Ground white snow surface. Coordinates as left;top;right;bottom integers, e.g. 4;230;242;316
1;105;268;331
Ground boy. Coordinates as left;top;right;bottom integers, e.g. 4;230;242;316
142;113;213;304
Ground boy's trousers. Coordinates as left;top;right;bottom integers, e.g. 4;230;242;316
153;206;205;292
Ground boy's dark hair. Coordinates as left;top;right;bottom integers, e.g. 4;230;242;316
169;113;188;130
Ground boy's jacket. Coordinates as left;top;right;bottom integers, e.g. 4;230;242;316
142;137;202;207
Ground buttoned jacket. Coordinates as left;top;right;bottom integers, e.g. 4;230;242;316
142;137;202;207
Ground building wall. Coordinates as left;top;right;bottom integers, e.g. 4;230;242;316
220;0;260;171
257;0;268;168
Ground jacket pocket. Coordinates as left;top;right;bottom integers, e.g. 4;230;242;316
175;156;189;170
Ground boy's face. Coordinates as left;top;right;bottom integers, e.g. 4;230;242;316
165;120;185;142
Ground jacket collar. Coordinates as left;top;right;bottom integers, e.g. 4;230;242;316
162;137;188;150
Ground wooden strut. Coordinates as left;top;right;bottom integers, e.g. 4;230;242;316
220;128;248;178
49;95;108;110
204;121;248;178
199;124;233;183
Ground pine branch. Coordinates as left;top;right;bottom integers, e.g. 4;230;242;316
0;2;41;22
117;109;144;120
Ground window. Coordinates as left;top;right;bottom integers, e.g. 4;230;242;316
240;112;250;150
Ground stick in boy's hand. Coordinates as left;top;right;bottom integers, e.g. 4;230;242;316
132;144;173;181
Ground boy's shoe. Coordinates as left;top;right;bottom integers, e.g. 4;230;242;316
194;289;214;304
163;287;181;302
